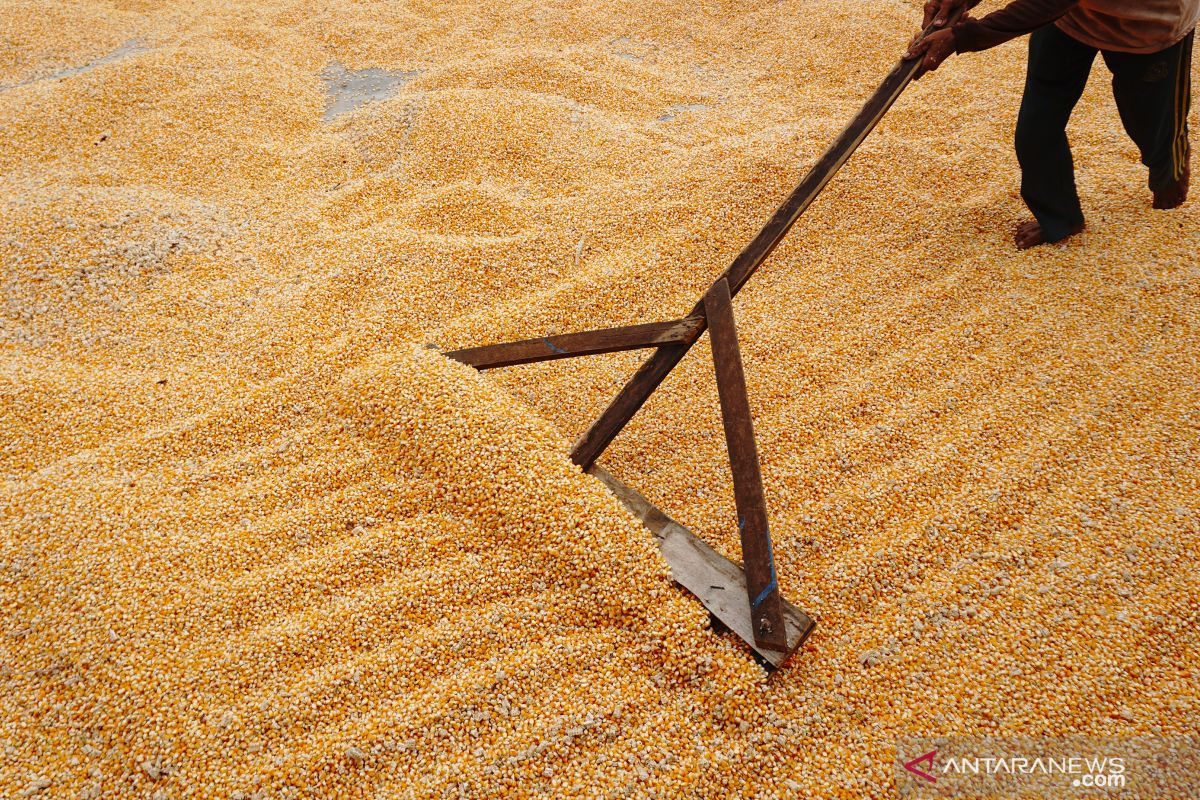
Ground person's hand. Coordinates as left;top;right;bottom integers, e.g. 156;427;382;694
922;0;970;28
905;28;958;78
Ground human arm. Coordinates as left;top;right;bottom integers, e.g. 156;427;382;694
906;0;1081;76
951;0;1079;52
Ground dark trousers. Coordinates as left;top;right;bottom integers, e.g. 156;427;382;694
1016;25;1194;241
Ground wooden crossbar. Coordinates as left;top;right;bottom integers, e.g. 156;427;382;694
446;317;703;370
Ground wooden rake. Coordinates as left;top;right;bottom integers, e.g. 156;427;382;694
443;19;957;668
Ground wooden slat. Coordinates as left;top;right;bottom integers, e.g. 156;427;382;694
703;278;788;652
588;464;814;669
567;22;957;470
445;317;703;370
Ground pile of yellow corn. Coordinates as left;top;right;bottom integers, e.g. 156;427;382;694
2;0;1197;797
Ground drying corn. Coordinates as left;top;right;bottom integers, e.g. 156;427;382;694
2;0;1198;798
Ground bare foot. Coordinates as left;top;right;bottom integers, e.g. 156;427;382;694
1014;219;1084;250
1153;155;1189;209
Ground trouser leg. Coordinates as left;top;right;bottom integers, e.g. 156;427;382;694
1015;26;1098;241
1102;30;1193;193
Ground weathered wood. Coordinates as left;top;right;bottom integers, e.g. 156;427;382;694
568;27;953;470
703;278;788;652
588;464;814;669
439;19;961;668
445;317;704;370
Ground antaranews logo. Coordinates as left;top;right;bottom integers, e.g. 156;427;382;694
900;746;1124;789
903;749;938;783
895;736;1200;798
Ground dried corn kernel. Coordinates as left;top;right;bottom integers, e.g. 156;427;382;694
2;1;1197;798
